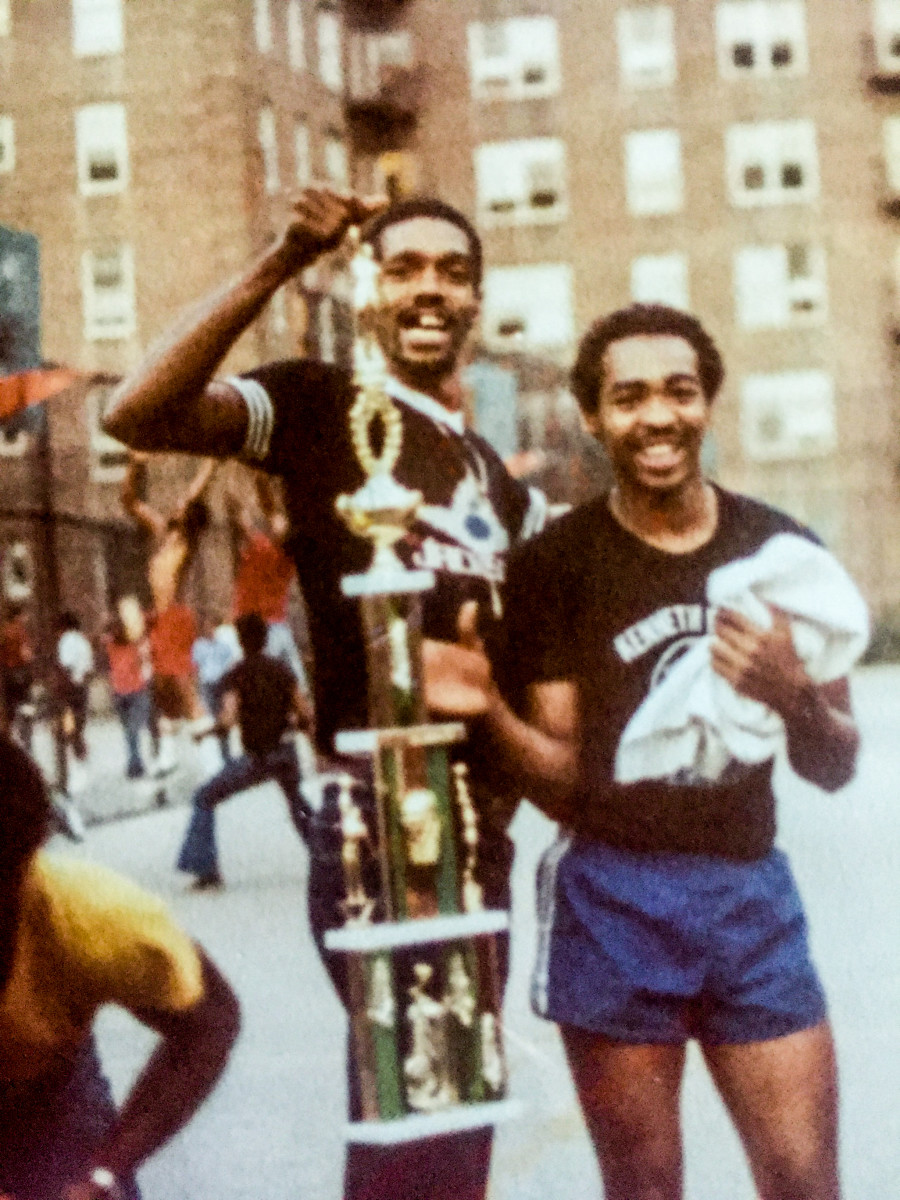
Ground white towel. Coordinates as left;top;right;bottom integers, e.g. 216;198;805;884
614;534;870;785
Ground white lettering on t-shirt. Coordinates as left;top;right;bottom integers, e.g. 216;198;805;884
412;537;504;582
613;604;707;663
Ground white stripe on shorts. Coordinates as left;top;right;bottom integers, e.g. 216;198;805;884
225;375;275;462
530;831;573;1017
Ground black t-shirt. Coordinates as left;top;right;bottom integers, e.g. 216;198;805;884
500;486;819;861
222;654;296;757
234;359;543;756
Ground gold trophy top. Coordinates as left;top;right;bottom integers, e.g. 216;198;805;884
337;236;434;598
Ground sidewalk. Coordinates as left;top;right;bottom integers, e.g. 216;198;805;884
29;715;206;825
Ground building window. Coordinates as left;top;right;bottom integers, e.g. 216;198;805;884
258;107;280;193
254;0;272;52
617;6;676;88
740;370;835;461
294;121;311;185
82;246;136;340
317;5;343;92
287;0;305;71
482;264;575;352
2;541;35;603
631;252;689;309
734;242;827;327
324;133;349;188
716;1;808;77
474;138;567;227
874;0;900;72
0;116;14;174
0;0;9;37
72;0;123;57
467;17;561;102
884;115;900;191
75;103;129;196
726;119;818;206
625;129;684;215
86;384;129;480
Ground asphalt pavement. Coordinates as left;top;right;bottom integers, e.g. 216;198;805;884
48;665;900;1199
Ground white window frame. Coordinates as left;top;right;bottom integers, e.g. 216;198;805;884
294;120;311;186
625;128;684;216
467;17;561;102
726;119;819;207
482;264;575;353
630;252;690;309
716;1;808;78
617;6;677;89
317;6;344;92
75;103;129;196
81;245;137;341
324;133;349;188
2;541;35;603
86;384;129;481
875;0;900;72
258;107;280;194
72;0;123;58
0;428;31;458
474;138;568;227
734;242;827;328
287;0;306;71
0;116;14;174
254;0;273;52
884;115;900;192
740;370;836;461
0;0;10;38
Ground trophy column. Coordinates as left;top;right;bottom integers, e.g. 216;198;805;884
322;240;517;1144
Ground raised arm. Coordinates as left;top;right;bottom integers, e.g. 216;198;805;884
712;606;860;791
64;948;240;1200
120;453;166;540
101;188;386;456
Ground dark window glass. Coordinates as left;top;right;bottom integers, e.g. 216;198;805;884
743;164;765;190
497;318;525;338
771;42;793;67
733;42;754;68
782;162;804;188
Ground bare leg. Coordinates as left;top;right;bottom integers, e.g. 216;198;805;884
702;1020;840;1200
561;1024;686;1200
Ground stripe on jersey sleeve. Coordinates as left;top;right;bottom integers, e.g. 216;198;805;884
224;375;275;462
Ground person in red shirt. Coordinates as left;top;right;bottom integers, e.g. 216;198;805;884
228;474;309;689
121;453;215;772
103;600;154;779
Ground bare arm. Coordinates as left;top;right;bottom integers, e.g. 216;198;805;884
65;948;240;1200
179;457;217;509
120;454;166;540
423;602;580;819
102;188;386;455
712;607;860;791
290;682;315;734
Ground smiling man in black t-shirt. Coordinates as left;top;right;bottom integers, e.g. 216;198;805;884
102;187;546;1200
427;303;865;1200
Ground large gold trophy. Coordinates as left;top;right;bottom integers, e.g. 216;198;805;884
322;233;516;1143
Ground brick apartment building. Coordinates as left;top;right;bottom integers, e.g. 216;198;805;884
2;0;900;641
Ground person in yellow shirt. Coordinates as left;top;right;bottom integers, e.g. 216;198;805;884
0;734;240;1200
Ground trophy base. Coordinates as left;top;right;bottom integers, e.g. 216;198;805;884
342;568;435;598
323;908;509;953
335;723;466;756
344;1098;522;1145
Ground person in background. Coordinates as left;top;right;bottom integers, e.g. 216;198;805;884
228;473;308;688
0;602;35;748
103;599;153;780
191;611;242;764
121;451;216;772
56;611;95;786
0;733;240;1200
177;612;314;890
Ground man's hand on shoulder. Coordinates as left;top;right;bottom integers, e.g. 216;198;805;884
273;187;388;277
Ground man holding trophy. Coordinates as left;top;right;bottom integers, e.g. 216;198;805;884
103;186;547;1200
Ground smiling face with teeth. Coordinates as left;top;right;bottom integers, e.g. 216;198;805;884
370;216;480;396
585;334;711;501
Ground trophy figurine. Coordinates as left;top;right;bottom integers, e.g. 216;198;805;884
322;229;517;1142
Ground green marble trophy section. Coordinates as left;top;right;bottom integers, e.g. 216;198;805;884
359;593;426;729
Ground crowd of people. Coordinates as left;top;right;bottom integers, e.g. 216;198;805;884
0;185;870;1200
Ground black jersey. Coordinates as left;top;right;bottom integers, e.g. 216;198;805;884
229;359;545;755
501;486;820;861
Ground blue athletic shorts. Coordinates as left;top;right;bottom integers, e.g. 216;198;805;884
531;836;827;1044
